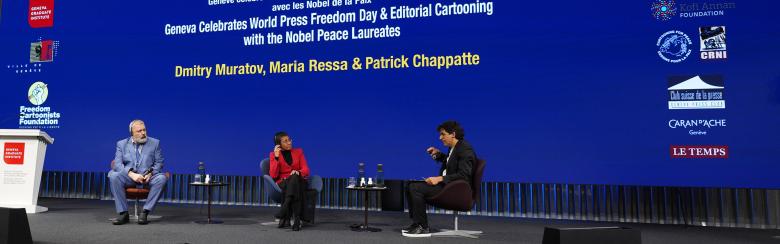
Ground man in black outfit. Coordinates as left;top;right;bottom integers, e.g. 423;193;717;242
403;121;476;237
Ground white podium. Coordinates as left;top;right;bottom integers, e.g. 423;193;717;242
0;129;54;213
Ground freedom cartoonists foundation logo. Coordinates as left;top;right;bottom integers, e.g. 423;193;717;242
19;81;61;129
27;81;48;105
657;30;692;63
651;0;677;21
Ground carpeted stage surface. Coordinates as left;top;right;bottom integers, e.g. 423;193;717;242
23;198;780;244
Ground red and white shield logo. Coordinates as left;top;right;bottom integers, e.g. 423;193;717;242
3;143;25;165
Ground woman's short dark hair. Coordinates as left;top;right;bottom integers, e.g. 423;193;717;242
273;131;289;145
437;121;464;140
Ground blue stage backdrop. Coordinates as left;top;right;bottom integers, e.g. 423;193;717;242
1;0;779;188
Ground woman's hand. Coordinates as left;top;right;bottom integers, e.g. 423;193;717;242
274;145;281;158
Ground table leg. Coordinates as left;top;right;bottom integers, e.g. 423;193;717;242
195;185;223;224
350;190;381;232
364;190;368;227
207;186;212;223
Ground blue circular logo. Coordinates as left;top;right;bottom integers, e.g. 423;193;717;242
656;30;692;63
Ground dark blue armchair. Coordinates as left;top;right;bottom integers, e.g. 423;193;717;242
260;158;322;224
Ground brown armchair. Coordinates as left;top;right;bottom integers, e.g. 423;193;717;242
426;159;486;238
110;160;170;220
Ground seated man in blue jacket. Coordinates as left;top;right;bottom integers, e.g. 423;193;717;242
108;119;167;225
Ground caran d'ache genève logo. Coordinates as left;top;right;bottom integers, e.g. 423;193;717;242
3;142;25;165
20;81;61;129
668;75;725;109
668;119;726;136
657;30;692;63
28;0;53;28
670;145;728;158
651;0;676;21
700;26;727;60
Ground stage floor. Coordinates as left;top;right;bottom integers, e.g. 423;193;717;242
22;198;780;244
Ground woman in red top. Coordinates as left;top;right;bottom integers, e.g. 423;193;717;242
269;131;310;231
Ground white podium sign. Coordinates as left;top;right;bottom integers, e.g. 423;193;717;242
0;129;54;213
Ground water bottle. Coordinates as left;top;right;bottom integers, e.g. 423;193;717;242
376;164;384;187
358;162;365;184
198;162;206;183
